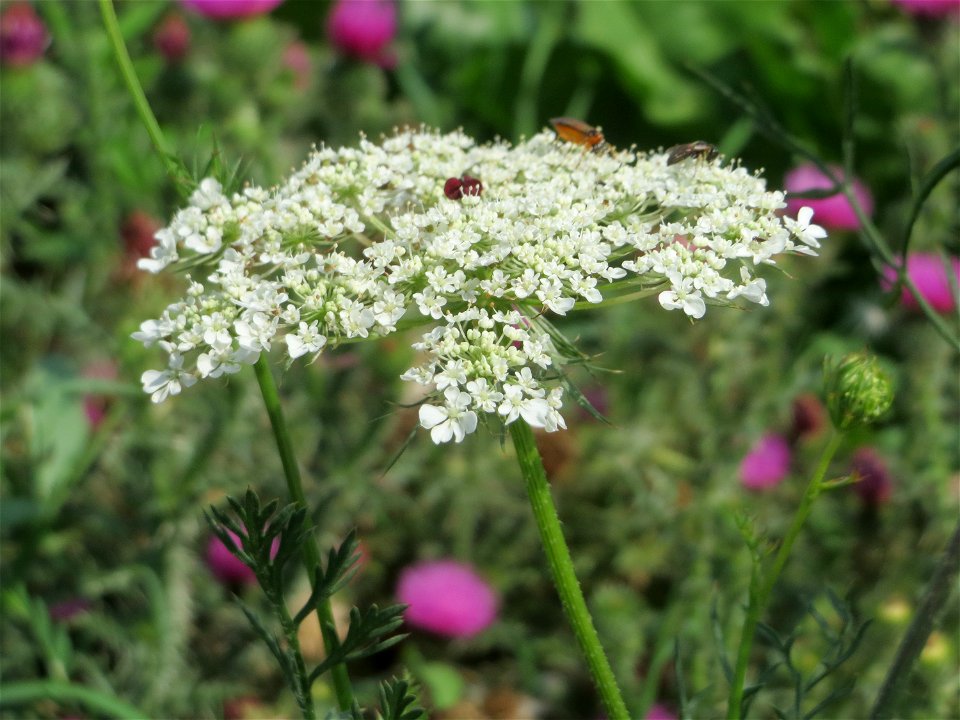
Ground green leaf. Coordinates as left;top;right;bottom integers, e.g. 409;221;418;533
376;677;425;720
23;360;91;518
417;663;464;711
308;604;408;685
573;2;706;125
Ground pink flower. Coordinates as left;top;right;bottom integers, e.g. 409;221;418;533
784;164;873;231
850;448;893;505
180;0;284;21
327;0;396;68
891;0;960;16
739;434;792;491
883;252;959;313
82;360;118;429
646;704;677;720
789;393;827;443
396;559;497;638
205;530;279;587
49;598;92;622
0;3;49;67
282;40;311;90
153;13;191;63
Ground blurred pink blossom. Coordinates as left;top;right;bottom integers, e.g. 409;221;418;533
327;0;397;68
282;40;311;90
784;164;873;231
882;252;959;313
646;704;677;720
851;447;893;505
180;0;284;20
0;2;49;67
789;393;827;443
891;0;960;16
740;434;792;491
153;13;191;63
206;529;279;586
397;559;497;638
82;360;118;429
49;598;92;622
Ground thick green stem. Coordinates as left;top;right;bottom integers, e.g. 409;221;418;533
726;432;843;719
252;357;355;712
98;0;184;190
509;420;630;720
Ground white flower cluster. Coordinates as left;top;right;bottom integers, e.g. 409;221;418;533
134;128;825;442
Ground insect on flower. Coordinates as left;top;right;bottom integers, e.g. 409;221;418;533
666;141;718;165
550;117;606;152
444;174;483;200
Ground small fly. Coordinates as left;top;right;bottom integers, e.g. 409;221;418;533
666;141;718;165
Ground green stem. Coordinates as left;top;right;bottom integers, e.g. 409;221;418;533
0;680;146;719
508;420;630;720
869;519;960;719
253;356;355;712
270;587;317;720
98;0;183;190
727;431;843;720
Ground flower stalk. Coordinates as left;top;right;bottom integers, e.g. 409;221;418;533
252;356;355;711
98;0;186;191
726;431;843;719
509;420;630;720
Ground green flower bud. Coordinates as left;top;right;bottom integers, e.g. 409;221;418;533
823;352;894;430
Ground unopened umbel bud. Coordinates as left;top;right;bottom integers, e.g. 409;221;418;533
823;352;894;431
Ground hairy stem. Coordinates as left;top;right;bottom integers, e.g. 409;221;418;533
727;432;843;719
869;519;960;719
252;357;355;712
509;420;630;720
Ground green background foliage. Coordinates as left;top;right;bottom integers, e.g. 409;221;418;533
1;1;957;718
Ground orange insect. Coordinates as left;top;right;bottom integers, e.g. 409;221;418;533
550;117;606;151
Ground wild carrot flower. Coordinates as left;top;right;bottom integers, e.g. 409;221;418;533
180;0;285;20
396;559;497;637
784;164;873;231
133;128;824;442
883;252;959;313
0;2;49;67
739;434;792;490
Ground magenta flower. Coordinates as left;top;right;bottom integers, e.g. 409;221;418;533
0;2;49;67
153;13;191;63
784;164;874;231
327;0;397;68
891;0;960;16
739;434;792;491
850;447;893;505
883;252;959;313
206;529;279;586
180;0;284;21
396;559;497;638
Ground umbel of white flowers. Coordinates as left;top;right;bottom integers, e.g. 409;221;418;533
133;127;825;443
